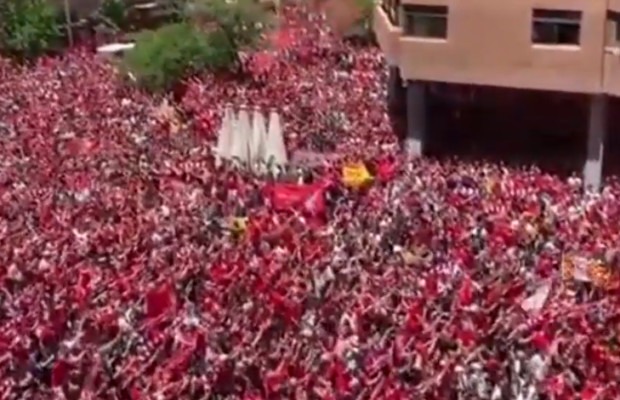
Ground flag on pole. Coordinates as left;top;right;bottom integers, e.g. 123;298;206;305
342;162;373;188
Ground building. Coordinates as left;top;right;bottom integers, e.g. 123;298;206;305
49;0;102;18
374;0;620;189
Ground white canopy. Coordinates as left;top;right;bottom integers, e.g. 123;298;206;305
215;105;233;166
249;107;267;165
96;42;135;54
265;110;287;166
229;108;251;165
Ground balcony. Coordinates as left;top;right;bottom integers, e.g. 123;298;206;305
373;5;403;65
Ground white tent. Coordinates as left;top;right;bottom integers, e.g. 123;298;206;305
96;42;135;54
249;107;268;166
96;43;135;61
215;105;233;166
229;108;251;165
265;110;287;166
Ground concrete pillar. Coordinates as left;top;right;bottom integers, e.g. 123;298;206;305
387;66;402;111
405;81;427;156
583;94;607;191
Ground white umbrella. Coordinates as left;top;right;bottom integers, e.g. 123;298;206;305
265;109;287;166
226;109;240;163
249;107;267;166
229;107;251;166
215;105;233;166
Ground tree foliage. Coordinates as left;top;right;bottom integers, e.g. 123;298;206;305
353;0;375;31
123;0;271;93
122;22;236;92
185;0;271;52
344;0;376;44
0;0;63;59
99;0;129;31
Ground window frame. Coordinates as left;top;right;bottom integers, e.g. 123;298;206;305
402;4;449;39
531;9;582;46
382;0;401;25
607;11;620;47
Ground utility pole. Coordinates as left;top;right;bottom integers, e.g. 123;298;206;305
64;0;74;46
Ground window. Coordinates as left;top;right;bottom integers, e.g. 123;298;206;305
382;0;401;25
403;5;448;39
607;11;620;46
532;9;581;45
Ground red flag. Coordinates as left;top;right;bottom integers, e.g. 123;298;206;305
51;359;70;387
250;51;276;75
65;172;92;192
267;182;329;215
303;187;327;216
458;276;474;306
130;385;143;400
66;138;97;156
405;301;423;334
581;382;600;400
545;374;566;396
531;330;552;352
386;386;406;400
269;292;301;325
376;158;396;182
269;29;295;50
456;325;477;348
145;284;175;319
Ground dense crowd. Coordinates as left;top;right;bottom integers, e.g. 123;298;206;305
2;4;620;400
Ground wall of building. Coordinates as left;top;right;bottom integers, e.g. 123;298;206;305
373;7;402;65
49;0;103;18
603;51;620;96
375;0;608;93
610;0;620;12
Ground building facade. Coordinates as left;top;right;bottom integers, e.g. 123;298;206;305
374;0;620;189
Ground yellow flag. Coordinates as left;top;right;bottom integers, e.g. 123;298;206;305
342;163;373;189
229;217;248;234
561;255;575;282
484;177;497;194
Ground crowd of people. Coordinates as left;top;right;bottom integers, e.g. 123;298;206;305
2;4;620;400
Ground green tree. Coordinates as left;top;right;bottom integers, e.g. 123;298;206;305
185;0;271;55
347;0;376;43
0;0;63;60
98;0;129;31
123;0;271;93
355;0;375;26
122;22;236;92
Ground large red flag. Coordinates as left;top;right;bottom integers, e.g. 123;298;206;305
267;181;330;216
145;283;176;319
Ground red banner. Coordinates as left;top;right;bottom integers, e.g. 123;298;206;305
266;180;331;216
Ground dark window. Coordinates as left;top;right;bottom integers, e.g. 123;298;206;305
608;11;620;45
382;0;401;25
403;5;448;38
532;9;581;45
